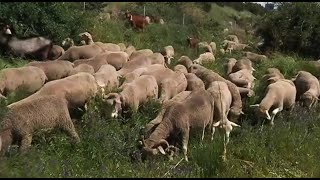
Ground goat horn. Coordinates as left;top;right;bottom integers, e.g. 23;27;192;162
249;104;260;107
266;110;271;120
157;146;166;155
158;139;169;148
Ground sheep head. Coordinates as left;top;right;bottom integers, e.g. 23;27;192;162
301;92;318;109
250;104;271;120
103;93;123;118
139;138;177;159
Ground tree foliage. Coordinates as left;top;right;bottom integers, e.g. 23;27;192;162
257;2;320;58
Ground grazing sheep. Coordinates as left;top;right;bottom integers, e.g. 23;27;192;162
130;49;153;60
0;66;47;97
193;52;215;65
232;58;255;73
118;43;127;51
225;58;238;75
245;51;267;63
207;81;240;161
292;71;320;108
185;73;205;91
78;32;94;45
95;42;121;52
103;75;158;118
121;64;166;84
124;45;136;57
144;91;192;134
61;38;74;50
177;56;193;72
94;64;120;94
219;48;225;54
174;64;188;74
186;37;200;49
197;42;212;54
19;72;98;110
25;60;74;81
250;79;296;126
228;69;256;89
118;55;159;76
0;95;80;155
209;42;217;55
226;35;240;43
73;57;108;72
57;44;104;62
158;71;188;103
95;51;129;70
161;45;174;64
263;68;285;84
48;45;65;60
140;89;215;162
70;64;95;75
189;64;243;122
147;53;165;65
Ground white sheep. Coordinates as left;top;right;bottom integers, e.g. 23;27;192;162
0;95;80;155
250;79;296;126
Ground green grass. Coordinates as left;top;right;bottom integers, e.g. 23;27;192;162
1;2;320;178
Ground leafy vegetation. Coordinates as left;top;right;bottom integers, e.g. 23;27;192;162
0;2;319;178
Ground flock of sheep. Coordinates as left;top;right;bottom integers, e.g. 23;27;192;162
0;21;319;164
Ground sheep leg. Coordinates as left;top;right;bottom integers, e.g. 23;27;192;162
201;123;206;142
270;107;282;126
181;128;190;162
222;133;228;162
211;127;216;141
19;134;33;153
62;119;80;144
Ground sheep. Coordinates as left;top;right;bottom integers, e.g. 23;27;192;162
292;71;320;108
173;64;188;74
73;57;108;72
0;95;80;155
139;89;215;162
103;75;158;118
0;66;47;97
197;42;212;54
193;52;215;65
177;56;193;72
189;64;243;122
207;81;240;161
57;44;104;62
124;45;136;57
122;64;167;84
147;53;165;65
78;32;121;52
61;38;74;50
18;72;98;110
225;58;238;75
185;73;205;91
117;55;158;76
94;64;120;94
144;91;192;134
228;69;256;89
25;60;74;81
245;51;267;63
161;45;174;65
70;64;95;75
226;34;239;43
250;79;296;126
209;42;217;55
118;43;127;51
219;48;225;54
130;49;153;60
48;45;65;60
232;58;255;74
158;71;188;103
263;68;285;84
223;40;237;54
94;51;129;70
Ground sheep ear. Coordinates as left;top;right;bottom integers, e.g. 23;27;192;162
157;146;166;155
249;104;260;108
